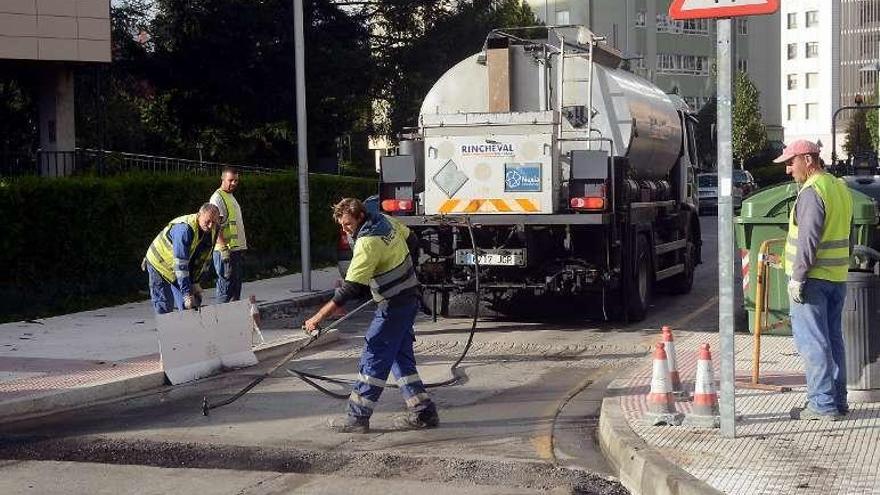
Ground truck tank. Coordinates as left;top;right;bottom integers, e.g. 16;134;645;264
419;36;683;181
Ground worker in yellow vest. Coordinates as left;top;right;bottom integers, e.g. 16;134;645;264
775;139;853;422
304;198;438;433
210;167;248;303
145;203;220;314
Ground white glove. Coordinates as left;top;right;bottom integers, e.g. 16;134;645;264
183;294;195;310
788;280;805;304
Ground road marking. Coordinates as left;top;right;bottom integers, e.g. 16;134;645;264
670;295;719;330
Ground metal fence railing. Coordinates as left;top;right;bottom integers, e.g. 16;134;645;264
1;149;285;178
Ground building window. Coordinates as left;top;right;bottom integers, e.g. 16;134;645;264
787;74;798;90
787;104;797;121
737;18;748;35
787;12;798;29
635;10;646;27
787;43;797;60
656;54;711;75
556;10;570;25
738;58;748;72
806;72;819;89
806;10;818;27
655;14;709;35
806;42;819;58
806;103;818;120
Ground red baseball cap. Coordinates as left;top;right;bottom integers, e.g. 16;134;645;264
773;139;821;164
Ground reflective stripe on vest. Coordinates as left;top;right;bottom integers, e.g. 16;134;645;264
145;214;213;283
216;189;240;250
369;254;419;301
784;173;853;282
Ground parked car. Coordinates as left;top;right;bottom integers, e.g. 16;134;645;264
733;169;759;197
337;195;379;278
697;173;743;215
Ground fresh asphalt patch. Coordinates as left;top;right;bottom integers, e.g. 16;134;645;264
0;436;628;494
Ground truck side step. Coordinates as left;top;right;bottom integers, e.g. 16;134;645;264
655;239;687;256
655;264;685;281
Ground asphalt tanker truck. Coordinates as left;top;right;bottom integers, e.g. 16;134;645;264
376;26;703;321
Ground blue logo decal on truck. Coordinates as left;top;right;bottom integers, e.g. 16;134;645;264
505;163;542;192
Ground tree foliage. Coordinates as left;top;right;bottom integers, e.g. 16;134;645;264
732;71;767;168
12;0;539;171
695;96;717;169
844;106;874;157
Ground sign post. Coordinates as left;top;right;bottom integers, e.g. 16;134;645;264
669;0;779;439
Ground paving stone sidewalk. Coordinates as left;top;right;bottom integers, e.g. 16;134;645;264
611;330;880;495
0;268;341;421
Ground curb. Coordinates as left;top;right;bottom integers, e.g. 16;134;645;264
598;395;724;495
0;291;338;425
258;290;335;320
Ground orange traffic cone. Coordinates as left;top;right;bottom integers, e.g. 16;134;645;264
684;343;720;428
644;342;684;426
249;295;266;345
662;325;689;400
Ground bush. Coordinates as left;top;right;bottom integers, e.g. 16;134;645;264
750;164;790;189
0;172;376;321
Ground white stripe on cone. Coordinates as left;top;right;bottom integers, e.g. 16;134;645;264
662;326;686;397
647;343;676;414
692;343;719;416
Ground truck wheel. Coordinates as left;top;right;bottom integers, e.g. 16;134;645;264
666;239;696;295
627;235;653;321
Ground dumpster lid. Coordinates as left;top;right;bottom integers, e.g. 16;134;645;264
737;180;878;225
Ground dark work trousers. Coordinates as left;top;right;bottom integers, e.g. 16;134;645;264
147;263;185;314
347;294;436;418
213;250;244;303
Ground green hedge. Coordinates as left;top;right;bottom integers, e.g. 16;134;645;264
0;172;376;321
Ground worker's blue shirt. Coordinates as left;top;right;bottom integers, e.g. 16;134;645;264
169;223;213;293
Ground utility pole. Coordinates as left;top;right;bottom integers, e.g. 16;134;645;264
294;0;311;291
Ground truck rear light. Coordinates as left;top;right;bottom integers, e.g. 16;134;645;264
381;199;414;212
570;197;606;210
337;228;351;250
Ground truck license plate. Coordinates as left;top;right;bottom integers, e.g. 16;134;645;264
455;249;526;266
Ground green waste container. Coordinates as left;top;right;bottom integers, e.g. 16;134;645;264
735;181;878;335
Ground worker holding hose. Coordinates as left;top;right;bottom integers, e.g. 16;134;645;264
304;198;439;433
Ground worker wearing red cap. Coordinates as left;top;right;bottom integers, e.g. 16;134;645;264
775;139;853;421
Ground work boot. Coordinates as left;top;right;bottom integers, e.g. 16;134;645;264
393;408;440;430
328;415;370;433
790;405;842;422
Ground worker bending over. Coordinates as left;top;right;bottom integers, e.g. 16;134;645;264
304;198;439;433
145;203;220;314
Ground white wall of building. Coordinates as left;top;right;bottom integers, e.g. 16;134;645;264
0;0;111;62
780;1;840;162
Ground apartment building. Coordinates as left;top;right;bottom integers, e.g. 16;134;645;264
526;0;782;139
1;0;111;175
782;0;880;162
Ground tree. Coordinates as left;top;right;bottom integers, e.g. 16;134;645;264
695;96;716;169
843;106;873;157
732;71;767;168
0;76;38;157
372;0;538;138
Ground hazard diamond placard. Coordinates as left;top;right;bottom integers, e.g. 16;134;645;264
669;0;779;20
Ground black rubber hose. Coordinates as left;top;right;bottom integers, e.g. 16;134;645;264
286;215;481;396
201;298;375;415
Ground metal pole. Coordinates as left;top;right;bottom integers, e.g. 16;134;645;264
716;18;736;438
294;0;312;291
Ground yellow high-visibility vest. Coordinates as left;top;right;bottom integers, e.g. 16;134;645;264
145;214;216;284
784;172;853;282
346;214;419;302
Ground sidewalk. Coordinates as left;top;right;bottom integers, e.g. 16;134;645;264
0;268;342;422
599;330;880;495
